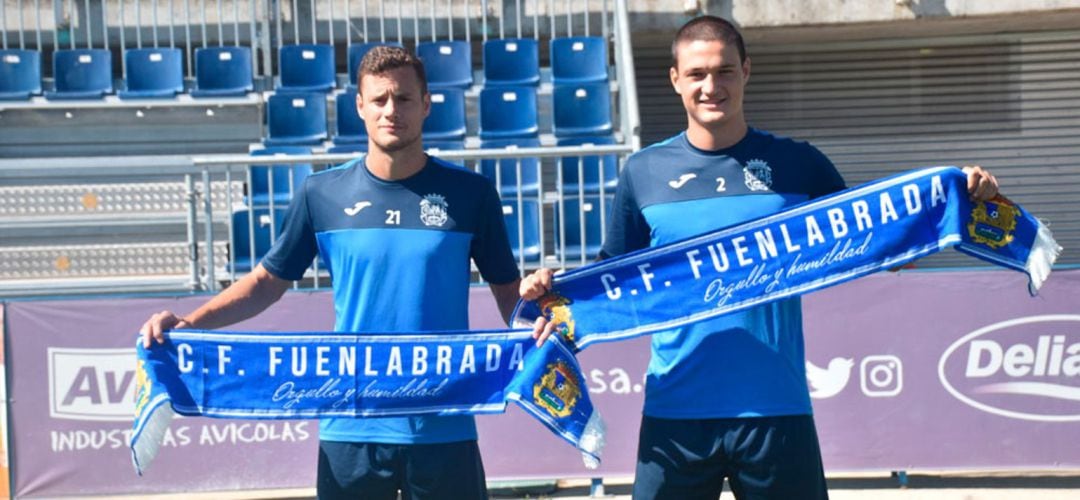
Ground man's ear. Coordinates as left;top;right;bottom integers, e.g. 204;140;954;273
423;91;432;118
669;66;681;95
742;57;752;85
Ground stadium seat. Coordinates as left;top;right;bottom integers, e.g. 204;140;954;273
483;38;539;87
264;92;328;146
480;137;541;196
0;49;42;100
192;46;253;97
416;40;473;89
347;41;404;88
553;82;612;137
119;48;184;99
229;207;289;273
554;195;613;262
558;135;618;194
45;49;113;100
423;88;466;141
248;147;314;206
479;86;538;140
327;143;368;154
333;88;366;145
278;44;336;93
550;36;608;85
425;140;464;153
502;198;542;263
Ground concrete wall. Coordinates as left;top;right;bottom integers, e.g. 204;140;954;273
629;0;1080;34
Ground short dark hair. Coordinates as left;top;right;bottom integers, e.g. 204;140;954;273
357;45;428;96
671;15;747;68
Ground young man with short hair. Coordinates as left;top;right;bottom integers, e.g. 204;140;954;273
143;46;521;500
522;16;998;499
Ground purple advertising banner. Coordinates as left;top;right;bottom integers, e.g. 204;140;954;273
803;268;1080;472
4;269;1079;496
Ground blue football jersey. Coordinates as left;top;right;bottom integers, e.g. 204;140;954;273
602;129;846;418
262;156;519;443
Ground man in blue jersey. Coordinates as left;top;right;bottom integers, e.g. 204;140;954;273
522;16;1000;499
142;46;522;499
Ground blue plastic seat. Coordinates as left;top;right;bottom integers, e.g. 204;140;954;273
327;143;368;154
416;41;473;89
483;38;539;87
192;46;253;97
278;44;336;93
248;147;314;205
229;207;290;273
554;195;613;262
45;49;113;100
347;41;404;88
425;140;464;153
502;198;542;263
559;135;618;194
423;88;466;141
550;37;608;85
0;49;42;100
553;82;612;137
480;137;541;196
479;86;538;140
264;92;328;146
334;88;366;145
119;48;184;99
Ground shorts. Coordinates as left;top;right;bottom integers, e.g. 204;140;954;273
633;414;828;500
317;439;488;500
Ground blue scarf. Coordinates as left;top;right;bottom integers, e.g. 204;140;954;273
512;167;1060;349
131;167;1060;474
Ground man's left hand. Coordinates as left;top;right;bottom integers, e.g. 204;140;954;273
962;165;999;202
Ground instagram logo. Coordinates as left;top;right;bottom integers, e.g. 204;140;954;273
860;355;903;397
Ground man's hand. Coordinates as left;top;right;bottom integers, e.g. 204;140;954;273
962;165;999;202
519;268;558;346
140;311;190;348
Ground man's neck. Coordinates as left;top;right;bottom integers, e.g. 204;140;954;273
365;143;428;181
685;119;748;151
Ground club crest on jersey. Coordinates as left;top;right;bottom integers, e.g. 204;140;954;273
419;194;449;227
533;360;582;418
967;197;1018;249
743;159;773;191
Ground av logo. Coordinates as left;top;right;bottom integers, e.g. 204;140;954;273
48;348;135;421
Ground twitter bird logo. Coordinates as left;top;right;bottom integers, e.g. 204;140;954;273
806;357;854;399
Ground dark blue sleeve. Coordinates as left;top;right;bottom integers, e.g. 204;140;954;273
261;179;318;281
806;145;846;199
471;180;520;285
600;163;651;259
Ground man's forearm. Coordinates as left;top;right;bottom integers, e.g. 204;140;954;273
183;265;290;330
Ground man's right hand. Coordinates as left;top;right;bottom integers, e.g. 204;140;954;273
519;268;558;347
140;311;191;348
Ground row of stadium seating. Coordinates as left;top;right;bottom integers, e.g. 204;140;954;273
0;37;607;100
268;84;612;148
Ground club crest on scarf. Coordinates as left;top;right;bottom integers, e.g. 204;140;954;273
533;360;582;418
539;293;577;346
134;358;152;417
968;197;1018;249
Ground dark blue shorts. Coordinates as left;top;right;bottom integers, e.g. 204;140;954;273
633;414;828;500
317;439;488;500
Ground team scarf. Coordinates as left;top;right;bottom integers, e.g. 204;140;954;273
511;166;1060;350
131;166;1060;474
